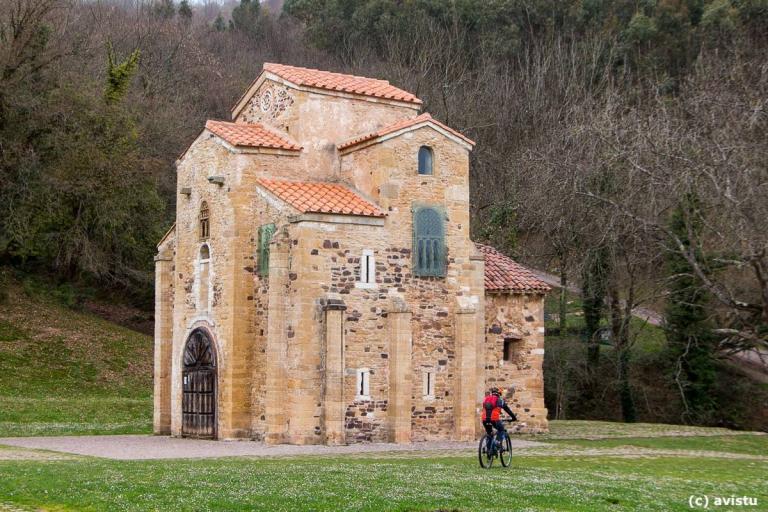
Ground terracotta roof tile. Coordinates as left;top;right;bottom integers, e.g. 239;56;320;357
338;113;475;151
476;243;550;293
257;179;385;218
206;120;301;151
264;63;422;105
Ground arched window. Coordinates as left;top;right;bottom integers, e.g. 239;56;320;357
413;206;445;277
198;244;211;312
199;201;210;240
418;146;433;175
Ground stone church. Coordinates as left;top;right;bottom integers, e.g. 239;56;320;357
153;63;550;443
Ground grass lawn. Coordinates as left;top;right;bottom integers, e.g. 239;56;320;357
0;281;153;437
0;442;766;511
549;434;768;456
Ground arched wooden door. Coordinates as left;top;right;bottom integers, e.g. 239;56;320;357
182;329;216;438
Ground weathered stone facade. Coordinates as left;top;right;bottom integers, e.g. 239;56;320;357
154;63;549;443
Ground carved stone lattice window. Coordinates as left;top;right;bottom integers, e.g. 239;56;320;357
199;201;210;240
245;85;295;122
413;206;445;277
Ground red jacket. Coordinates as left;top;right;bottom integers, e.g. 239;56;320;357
481;394;516;422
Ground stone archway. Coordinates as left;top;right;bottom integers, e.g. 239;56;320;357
181;328;217;438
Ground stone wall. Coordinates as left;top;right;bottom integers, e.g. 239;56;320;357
483;292;548;432
235;78;419;183
278;219;484;443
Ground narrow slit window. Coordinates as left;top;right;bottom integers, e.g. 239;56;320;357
503;338;517;362
258;223;276;277
356;369;370;400
418;146;433;175
198;244;211;312
359;249;375;285
423;371;435;399
199;201;210;240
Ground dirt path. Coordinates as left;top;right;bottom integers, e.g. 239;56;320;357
3;435;765;462
0;435;547;460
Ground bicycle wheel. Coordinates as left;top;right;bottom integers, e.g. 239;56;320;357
478;434;494;468
500;434;513;467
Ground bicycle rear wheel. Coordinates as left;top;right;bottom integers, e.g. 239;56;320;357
478;434;494;468
500;434;513;467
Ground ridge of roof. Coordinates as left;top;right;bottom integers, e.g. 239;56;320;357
475;243;551;293
205;120;301;151
257;178;386;218
262;63;422;105
338;113;476;151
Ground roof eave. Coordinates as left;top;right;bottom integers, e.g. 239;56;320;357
231;69;422;120
339;121;475;155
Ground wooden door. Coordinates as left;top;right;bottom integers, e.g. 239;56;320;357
182;329;216;438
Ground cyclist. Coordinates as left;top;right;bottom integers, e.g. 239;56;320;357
481;387;517;453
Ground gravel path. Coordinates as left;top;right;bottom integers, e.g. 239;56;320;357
0;435;548;461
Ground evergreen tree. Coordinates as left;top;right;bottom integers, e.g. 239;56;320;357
153;0;176;19
213;14;227;32
104;43;140;104
664;193;718;423
178;0;193;21
230;0;261;38
582;245;610;369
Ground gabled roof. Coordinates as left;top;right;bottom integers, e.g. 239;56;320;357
263;63;422;105
476;243;550;293
257;178;386;218
205;120;301;151
338;113;475;152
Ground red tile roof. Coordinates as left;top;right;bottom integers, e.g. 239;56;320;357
476;243;550;293
205;120;301;151
338;113;475;151
257;179;385;217
264;63;422;105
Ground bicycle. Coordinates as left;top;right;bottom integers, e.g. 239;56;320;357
478;418;515;468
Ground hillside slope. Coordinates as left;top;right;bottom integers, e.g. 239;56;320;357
0;280;153;436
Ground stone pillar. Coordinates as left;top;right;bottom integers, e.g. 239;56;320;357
469;251;486;439
153;252;174;435
388;293;412;443
322;295;346;445
265;232;289;444
454;299;478;441
526;295;549;431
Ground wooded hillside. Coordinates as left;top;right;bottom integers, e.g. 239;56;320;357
1;0;765;429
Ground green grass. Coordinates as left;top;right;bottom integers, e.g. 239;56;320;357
533;420;764;440
0;452;765;511
0;281;152;437
549;435;768;456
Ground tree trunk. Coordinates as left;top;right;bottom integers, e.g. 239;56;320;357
559;268;567;333
617;346;636;422
610;286;636;422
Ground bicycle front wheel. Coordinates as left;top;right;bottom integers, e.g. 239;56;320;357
478;435;494;469
500;435;513;467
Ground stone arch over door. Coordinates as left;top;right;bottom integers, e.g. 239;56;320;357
182;328;217;438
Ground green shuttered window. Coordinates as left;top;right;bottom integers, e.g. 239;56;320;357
258;223;276;276
413;206;445;277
